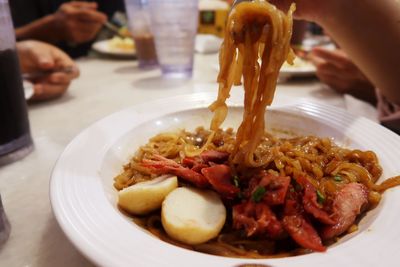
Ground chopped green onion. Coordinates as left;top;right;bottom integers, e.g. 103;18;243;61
252;186;266;203
316;190;326;204
293;180;303;192
233;175;240;188
333;175;343;182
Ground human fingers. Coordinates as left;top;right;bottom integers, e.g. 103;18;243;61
310;47;355;70
64;19;104;43
30;45;79;84
68;1;98;10
38;71;75;85
44;67;80;84
51;49;74;67
308;53;340;76
73;19;104;34
311;48;369;86
17;40;56;72
31;82;70;101
309;53;351;92
34;51;55;70
316;72;350;93
65;5;107;23
47;45;78;71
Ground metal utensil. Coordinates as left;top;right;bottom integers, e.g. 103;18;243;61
103;21;126;38
22;66;76;80
232;0;251;8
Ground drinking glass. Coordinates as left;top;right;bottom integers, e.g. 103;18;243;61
0;0;33;166
124;0;158;68
148;0;199;78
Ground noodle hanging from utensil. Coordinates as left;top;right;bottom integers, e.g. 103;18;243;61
209;0;295;168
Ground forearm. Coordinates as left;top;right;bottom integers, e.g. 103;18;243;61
15;15;63;44
317;0;400;105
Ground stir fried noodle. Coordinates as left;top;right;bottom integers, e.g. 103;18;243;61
209;1;295;168
114;0;400;258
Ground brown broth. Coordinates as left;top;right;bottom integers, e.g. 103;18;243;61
129;211;311;259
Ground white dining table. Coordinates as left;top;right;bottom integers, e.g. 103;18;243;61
0;52;378;267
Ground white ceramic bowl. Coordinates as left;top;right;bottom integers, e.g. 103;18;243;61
50;92;400;267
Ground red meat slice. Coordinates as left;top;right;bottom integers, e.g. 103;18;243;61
181;157;208;172
232;201;284;239
295;176;335;225
200;150;230;163
321;183;368;240
282;198;326;252
201;164;239;198
259;173;291;205
282;214;327;252
142;155;209;187
246;172;290;205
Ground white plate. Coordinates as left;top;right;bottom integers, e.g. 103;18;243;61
279;57;316;78
213;57;316;80
92;39;136;58
50;92;400;267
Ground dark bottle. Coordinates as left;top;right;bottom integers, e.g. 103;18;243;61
0;0;33;166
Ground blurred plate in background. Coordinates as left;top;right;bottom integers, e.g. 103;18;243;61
92;38;136;59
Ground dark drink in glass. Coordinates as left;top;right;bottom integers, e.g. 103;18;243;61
133;34;158;67
125;0;158;68
0;0;33;166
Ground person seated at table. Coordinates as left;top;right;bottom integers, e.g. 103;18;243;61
271;0;400;134
9;0;125;58
17;40;80;101
308;47;377;105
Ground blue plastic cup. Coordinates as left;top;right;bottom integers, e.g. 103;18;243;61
148;0;199;78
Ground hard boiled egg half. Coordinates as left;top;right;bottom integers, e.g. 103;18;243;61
118;175;178;215
161;187;226;245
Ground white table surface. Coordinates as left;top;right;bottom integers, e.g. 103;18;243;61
0;53;377;267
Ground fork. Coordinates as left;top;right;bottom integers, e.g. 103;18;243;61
232;0;251;8
22;66;76;80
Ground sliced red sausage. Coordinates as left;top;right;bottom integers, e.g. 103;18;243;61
321;183;368;240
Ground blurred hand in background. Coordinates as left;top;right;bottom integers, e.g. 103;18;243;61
309;47;376;105
15;1;107;45
53;1;107;44
270;0;400;106
17;40;80;101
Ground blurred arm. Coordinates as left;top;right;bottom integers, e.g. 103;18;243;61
15;15;62;43
318;0;400;105
271;0;400;105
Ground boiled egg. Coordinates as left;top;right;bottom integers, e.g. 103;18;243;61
161;187;226;245
118;175;178;215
